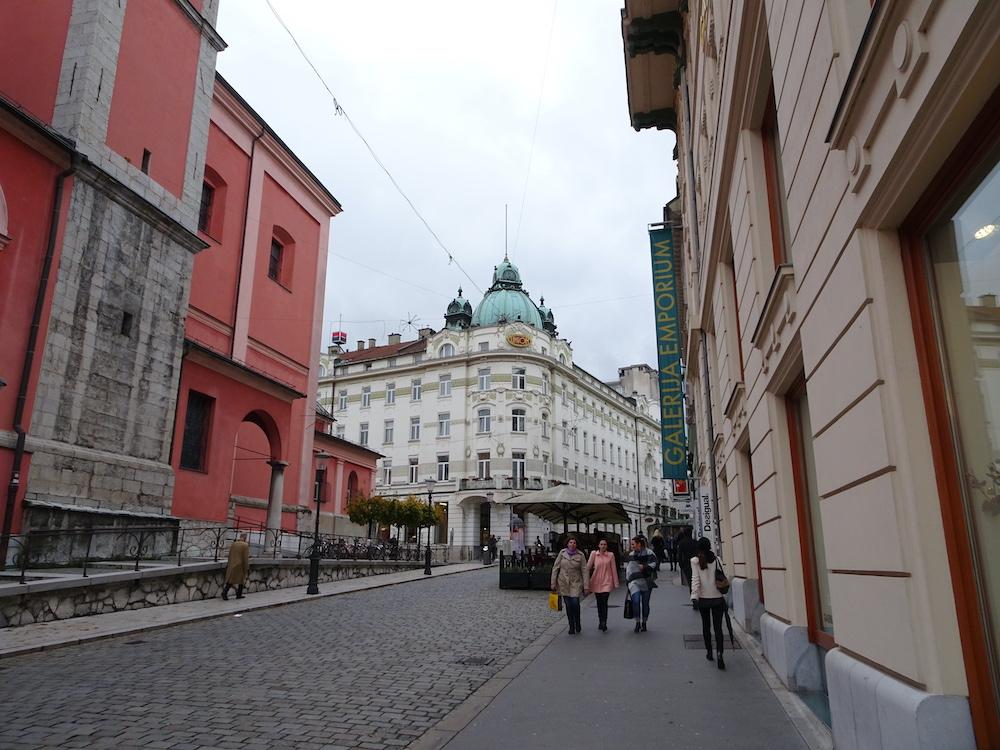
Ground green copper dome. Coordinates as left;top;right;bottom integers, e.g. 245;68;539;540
470;257;544;329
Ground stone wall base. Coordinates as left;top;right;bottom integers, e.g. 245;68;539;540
827;648;975;750
731;576;764;635
0;559;425;628
760;612;825;692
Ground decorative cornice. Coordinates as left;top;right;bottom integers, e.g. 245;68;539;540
626;12;684;58
633;107;678;132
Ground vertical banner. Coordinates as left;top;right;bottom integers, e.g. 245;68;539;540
650;226;687;479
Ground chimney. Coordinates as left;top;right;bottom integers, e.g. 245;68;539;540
368;337;377;349
357;340;365;351
418;327;433;339
388;332;401;345
980;294;998;307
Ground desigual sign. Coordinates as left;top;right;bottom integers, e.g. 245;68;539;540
506;333;532;348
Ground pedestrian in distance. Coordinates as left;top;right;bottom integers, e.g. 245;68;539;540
651;528;666;567
677;527;698;596
551;535;590;635
587;537;620;631
221;532;250;600
666;533;678;571
691;536;728;670
625;535;658;632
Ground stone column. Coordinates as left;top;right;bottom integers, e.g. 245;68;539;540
333;459;345;515
266;460;289;533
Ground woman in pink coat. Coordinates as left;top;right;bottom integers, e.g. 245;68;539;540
587;538;620;631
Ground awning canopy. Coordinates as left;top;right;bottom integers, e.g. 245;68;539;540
497;484;631;529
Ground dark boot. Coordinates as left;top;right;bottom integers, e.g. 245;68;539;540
717;655;726;670
221;584;230;601
235;585;244;599
634;621;641;633
706;649;714;661
641;621;647;632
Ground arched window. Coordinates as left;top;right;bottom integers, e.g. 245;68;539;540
198;165;227;238
318;364;327;377
347;471;359;506
511;408;526;433
268;225;295;288
558;353;566;364
541;412;549;438
477;408;491;433
439;343;455;358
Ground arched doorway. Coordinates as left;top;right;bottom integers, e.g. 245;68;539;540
346;471;359;507
230;410;284;533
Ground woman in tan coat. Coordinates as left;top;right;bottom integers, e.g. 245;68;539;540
550;536;589;635
222;533;250;600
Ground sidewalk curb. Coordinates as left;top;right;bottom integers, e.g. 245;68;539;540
0;563;492;660
732;619;834;750
409;594;595;750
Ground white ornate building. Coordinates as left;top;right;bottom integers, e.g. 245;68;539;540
318;257;683;548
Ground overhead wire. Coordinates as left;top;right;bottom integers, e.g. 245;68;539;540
512;0;558;257
263;0;484;296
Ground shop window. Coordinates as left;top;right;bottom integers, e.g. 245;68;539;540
787;381;835;648
914;137;1000;738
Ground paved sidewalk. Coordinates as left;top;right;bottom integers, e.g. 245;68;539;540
0;561;487;658
416;574;818;750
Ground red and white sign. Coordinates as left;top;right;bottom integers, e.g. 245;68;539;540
672;479;689;496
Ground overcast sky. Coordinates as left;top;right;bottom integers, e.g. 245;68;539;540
215;1;678;382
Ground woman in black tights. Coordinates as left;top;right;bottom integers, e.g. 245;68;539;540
690;536;727;669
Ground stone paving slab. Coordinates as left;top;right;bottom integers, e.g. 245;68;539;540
417;574;829;750
0;562;487;658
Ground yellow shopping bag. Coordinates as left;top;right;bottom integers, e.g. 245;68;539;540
548;592;561;611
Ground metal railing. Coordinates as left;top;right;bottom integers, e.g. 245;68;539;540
2;519;483;585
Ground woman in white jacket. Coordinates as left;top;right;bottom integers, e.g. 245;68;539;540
690;536;727;669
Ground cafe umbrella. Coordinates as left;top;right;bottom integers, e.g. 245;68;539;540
496;483;630;533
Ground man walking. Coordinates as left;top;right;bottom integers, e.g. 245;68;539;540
222;533;251;600
677;527;698;595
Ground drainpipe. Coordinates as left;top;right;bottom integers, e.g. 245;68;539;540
680;70;723;556
1;157;78;568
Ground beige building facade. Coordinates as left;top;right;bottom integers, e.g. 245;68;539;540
621;0;1000;747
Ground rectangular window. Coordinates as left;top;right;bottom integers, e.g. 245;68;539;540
383;419;394;444
408;457;419;484
359;422;369;447
542;375;549;395
761;88;791;268
511;408;526;433
478;409;492;434
542;453;549;476
180;391;213;470
787;383;834;648
361;386;371;408
593;436;598;455
602;440;607;461
479;341;489;352
512;367;526;390
618;446;623;466
512;451;526;487
198;182;214;233
562;388;568;406
409;416;421;441
335;424;345;439
562;421;569;446
268;239;283;281
542;417;549;438
411;379;422;401
438;374;451;397
382;459;392;485
563;459;569;482
478;368;491;391
573;428;579;451
437;454;450;481
385;382;396;405
338;390;347;411
438;412;450;437
583;431;589;454
477;451;491;480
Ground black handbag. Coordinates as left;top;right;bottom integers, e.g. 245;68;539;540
623;592;634;619
714;560;731;595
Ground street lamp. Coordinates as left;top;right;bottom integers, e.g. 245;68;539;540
483;491;494;564
423;478;436;575
307;451;332;595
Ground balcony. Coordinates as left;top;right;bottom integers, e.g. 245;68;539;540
459;477;497;491
503;477;544;491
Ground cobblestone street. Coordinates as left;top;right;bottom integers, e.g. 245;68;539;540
0;569;560;749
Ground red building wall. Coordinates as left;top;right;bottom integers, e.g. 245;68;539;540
105;0;200;197
0;128;72;535
187;121;251;352
0;1;72;123
247;174;321;391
